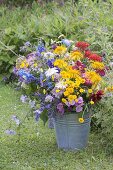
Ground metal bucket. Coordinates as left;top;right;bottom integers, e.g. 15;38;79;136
54;113;91;150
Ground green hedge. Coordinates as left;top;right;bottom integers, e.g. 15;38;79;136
0;0;113;80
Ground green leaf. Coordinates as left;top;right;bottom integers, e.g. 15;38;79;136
40;110;48;125
5;27;12;35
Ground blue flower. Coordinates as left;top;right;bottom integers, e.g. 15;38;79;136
29;100;36;108
5;130;16;135
20;95;28;103
34;109;42;121
12;115;20;125
62;39;71;47
18;69;37;83
24;41;31;47
47;59;55;68
37;44;46;53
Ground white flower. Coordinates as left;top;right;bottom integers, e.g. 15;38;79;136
45;67;59;77
45;95;54;102
44;52;55;59
55;81;67;89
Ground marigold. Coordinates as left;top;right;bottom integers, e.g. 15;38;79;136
60;71;70;79
56;89;60;93
79;118;84;123
62;98;67;103
54;59;67;68
91;61;105;70
66;87;74;94
64;91;70;96
90;100;94;105
68;95;77;102
88;89;93;93
70;51;83;61
54;46;67;55
79;88;84;93
107;86;113;92
86;71;102;86
20;60;29;68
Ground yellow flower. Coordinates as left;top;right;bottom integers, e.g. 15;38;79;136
52;75;54;81
66;87;74;94
34;63;38;67
90;100;94;105
43;89;46;94
56;89;60;93
64;91;70;96
75;99;78;102
88;89;93;93
68;95;77;102
20;62;25;68
20;60;29;68
54;59;67;68
62;98;67;103
70;51;83;61
60;71;70;79
86;71;102;87
54;46;67;55
107;86;113;92
91;61;105;70
79;88;84;93
79;118;84;123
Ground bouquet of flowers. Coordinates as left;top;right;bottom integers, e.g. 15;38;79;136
14;36;109;124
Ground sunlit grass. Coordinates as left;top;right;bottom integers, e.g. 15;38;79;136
0;85;113;170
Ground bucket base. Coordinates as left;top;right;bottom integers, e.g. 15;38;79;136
54;114;91;150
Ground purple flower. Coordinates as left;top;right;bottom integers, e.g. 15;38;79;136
29;100;36;108
5;130;16;135
24;41;31;47
20;95;28;103
57;103;64;114
51;88;64;99
12;115;20;125
37;44;46;53
75;97;84;106
47;59;55;68
45;104;51;109
35;51;41;57
34;110;41;121
62;39;71;47
76;105;83;112
45;95;54;102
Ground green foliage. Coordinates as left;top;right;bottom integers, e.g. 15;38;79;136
2;0;35;6
94;96;113;147
1;0;113;79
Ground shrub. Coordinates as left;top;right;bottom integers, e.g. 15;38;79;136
1;0;113;80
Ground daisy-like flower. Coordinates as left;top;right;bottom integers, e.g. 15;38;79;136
45;67;59;77
55;80;67;89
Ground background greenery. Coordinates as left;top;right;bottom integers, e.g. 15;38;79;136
0;0;113;78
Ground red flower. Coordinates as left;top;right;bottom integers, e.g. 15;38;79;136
84;50;92;57
88;53;102;62
75;41;90;51
84;78;92;86
96;69;105;76
72;61;86;72
90;90;104;103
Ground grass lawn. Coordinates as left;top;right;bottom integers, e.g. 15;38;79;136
0;84;113;170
